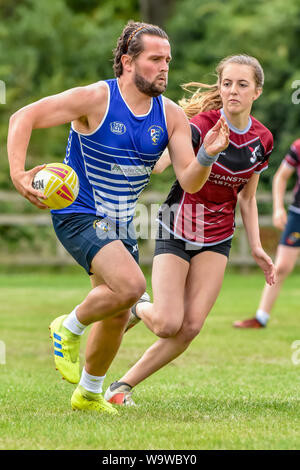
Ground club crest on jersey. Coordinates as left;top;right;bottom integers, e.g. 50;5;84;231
249;144;262;163
110;121;126;135
148;125;164;145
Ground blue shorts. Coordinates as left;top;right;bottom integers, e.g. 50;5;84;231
279;210;300;247
51;213;139;275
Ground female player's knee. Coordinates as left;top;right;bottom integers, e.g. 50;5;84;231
179;319;204;343
152;317;182;338
276;260;294;279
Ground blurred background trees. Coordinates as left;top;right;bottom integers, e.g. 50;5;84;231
1;0;300;191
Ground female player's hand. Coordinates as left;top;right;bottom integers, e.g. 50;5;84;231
272;208;287;231
203;116;230;156
252;247;276;286
11;165;48;209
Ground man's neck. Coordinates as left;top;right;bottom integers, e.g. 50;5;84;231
117;77;152;116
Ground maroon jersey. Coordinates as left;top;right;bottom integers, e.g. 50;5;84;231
283;139;300;213
158;108;273;245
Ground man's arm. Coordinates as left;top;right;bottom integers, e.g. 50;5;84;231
7;82;107;208
164;100;229;194
272;162;294;230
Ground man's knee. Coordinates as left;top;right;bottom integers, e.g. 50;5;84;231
110;310;131;329
118;274;146;309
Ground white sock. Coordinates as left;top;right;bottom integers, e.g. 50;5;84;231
255;309;270;326
63;307;86;336
79;367;105;394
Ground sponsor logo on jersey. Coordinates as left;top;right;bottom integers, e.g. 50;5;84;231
209;172;249;187
249;144;262;163
148;125;164;145
111;164;151;176
110;121;126;135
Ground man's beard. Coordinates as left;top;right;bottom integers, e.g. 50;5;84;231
134;72;167;97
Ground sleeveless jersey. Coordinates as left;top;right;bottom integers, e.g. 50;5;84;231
283;139;300;213
52;79;168;223
158;108;273;246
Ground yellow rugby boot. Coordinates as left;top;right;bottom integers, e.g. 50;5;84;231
71;385;118;415
49;314;81;384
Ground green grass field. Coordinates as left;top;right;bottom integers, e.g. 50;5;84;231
0;267;299;450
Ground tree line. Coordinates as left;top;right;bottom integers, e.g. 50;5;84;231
1;0;300;192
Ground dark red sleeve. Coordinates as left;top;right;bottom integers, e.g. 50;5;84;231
284;139;300;168
189;112;218;152
255;127;273;173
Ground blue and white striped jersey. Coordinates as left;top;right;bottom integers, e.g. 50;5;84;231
51;78;168;223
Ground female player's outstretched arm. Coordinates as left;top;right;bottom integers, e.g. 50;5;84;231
238;173;276;285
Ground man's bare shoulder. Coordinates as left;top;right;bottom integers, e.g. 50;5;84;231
72;81;108;108
163;97;189;135
163;97;183;114
72;81;109;131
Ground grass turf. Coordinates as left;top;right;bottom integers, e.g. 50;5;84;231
0;268;299;450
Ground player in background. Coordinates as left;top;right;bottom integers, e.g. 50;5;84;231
7;21;229;413
234;139;300;328
104;54;276;406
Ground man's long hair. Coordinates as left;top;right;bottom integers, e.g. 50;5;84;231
113;20;169;78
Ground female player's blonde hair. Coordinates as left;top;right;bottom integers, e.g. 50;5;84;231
179;54;264;119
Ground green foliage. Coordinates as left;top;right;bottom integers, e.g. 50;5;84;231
1;0;300;191
165;0;300;189
0;0;140;169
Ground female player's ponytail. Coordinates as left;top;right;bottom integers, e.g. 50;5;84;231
179;82;222;118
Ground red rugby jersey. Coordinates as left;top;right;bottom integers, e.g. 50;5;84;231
283;139;300;213
158;108;273;245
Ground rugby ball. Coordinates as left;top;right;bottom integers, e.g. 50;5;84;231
32;163;79;209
